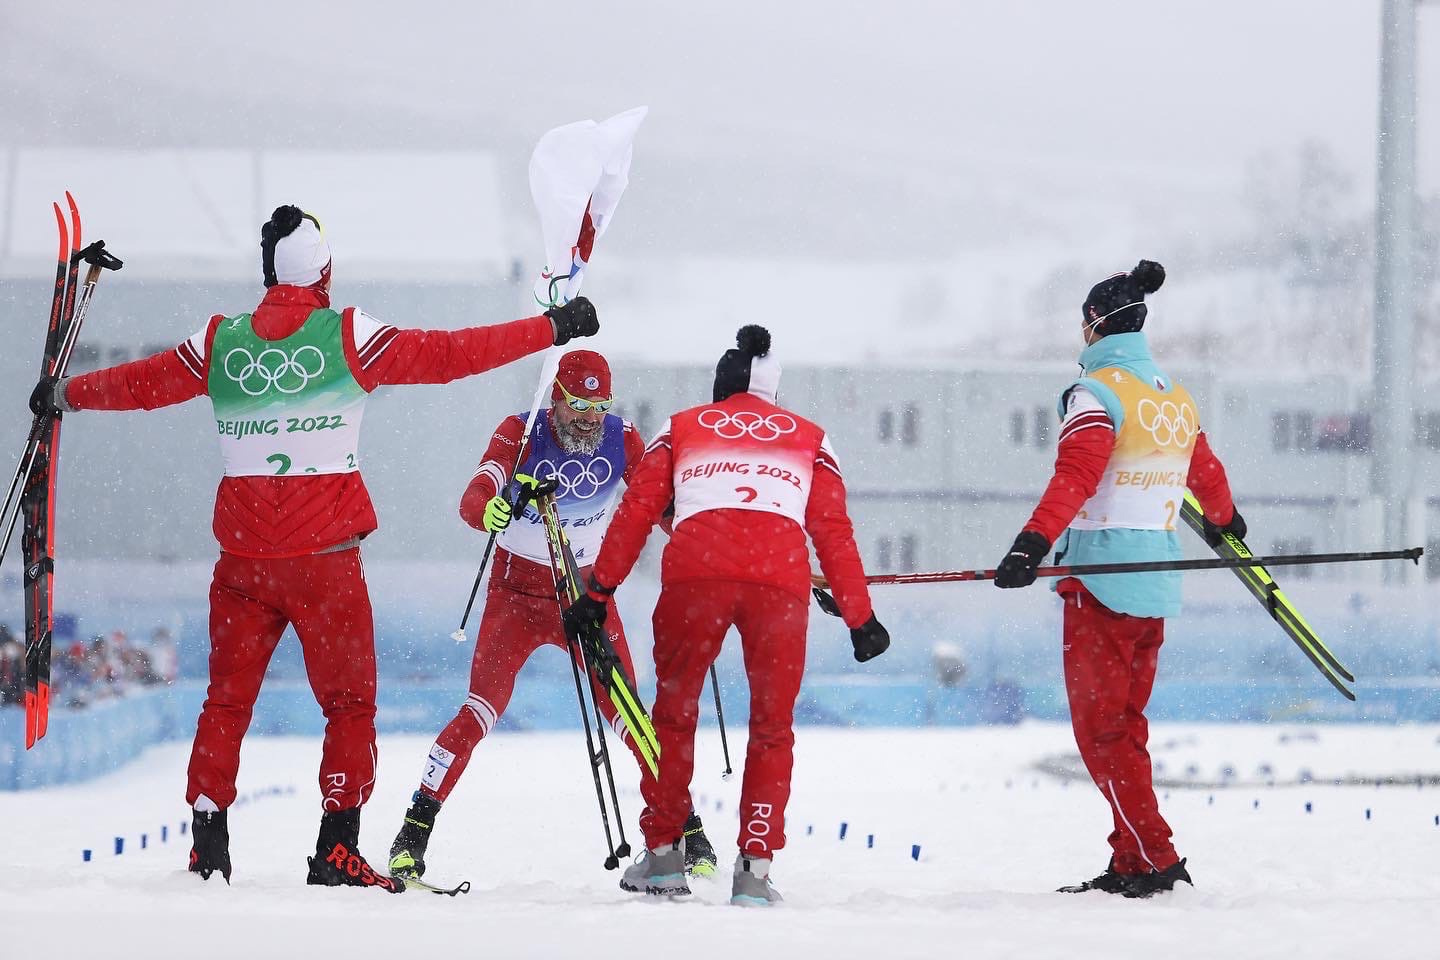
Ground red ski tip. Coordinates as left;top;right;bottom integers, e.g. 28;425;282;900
36;682;50;740
24;691;37;750
66;191;81;248
53;203;67;262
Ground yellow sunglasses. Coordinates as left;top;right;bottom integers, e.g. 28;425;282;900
554;378;615;413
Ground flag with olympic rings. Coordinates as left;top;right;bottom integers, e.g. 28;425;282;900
528;106;648;309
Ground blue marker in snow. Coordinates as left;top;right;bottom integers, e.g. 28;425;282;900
911;844;921;861
82;849;92;863
114;837;124;855
839;822;848;841
866;834;874;849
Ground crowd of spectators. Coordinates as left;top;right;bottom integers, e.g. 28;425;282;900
0;624;178;708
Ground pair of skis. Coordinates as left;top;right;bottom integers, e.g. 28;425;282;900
1177;491;1358;701
0;194;122;748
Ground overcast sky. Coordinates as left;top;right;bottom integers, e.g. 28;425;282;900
4;1;1438;263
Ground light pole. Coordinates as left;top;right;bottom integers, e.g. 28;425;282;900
1372;0;1420;581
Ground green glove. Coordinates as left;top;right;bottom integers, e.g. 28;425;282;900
483;495;513;533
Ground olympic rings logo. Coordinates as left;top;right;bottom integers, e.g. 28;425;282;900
696;409;797;442
1136;398;1196;449
534;456;615;499
222;345;326;397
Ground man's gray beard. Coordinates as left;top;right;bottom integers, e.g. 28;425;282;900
556;421;604;456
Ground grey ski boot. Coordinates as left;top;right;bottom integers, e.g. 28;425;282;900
619;838;691;897
730;855;783;906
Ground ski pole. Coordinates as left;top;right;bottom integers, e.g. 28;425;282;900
450;529;500;643
539;489;631;869
450;335;561;641
709;664;733;779
811;547;1424;590
449;475;554;642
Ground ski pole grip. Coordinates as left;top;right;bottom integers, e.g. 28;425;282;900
74;240;123;271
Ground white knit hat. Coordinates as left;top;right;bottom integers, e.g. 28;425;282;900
261;206;332;288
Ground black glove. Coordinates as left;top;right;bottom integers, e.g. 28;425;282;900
850;615;890;663
1202;507;1247;548
546;296;598;345
994;530;1051;589
29;375;66;418
812;587;843;618
562;590;609;641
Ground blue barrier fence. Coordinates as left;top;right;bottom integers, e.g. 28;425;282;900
3;670;1438;790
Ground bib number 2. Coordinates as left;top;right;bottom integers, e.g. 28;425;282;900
266;452;356;475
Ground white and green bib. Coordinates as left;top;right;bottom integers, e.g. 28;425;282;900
208;309;365;477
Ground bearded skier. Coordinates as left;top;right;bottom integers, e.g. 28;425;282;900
564;325;890;905
26;205;600;891
993;260;1242;899
388;349;717;882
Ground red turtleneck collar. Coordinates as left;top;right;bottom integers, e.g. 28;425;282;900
252;283;333;340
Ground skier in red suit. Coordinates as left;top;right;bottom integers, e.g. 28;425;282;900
386;350;716;882
564;325;890;905
27;205;600;891
993;260;1241;898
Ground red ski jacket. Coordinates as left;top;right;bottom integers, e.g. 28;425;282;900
63;284;553;558
590;391;874;629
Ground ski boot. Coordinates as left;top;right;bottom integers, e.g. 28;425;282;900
188;808;232;884
305;807;403;893
1121;858;1192;899
683;812;717;878
619;838;691;897
730;855;783;907
1057;860;1129;894
388;791;442;880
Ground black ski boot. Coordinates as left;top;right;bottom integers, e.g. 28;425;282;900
683;811;718;878
305;807;403;893
1057;860;1129;894
188;808;232;884
1121;858;1193;899
388;791;442;879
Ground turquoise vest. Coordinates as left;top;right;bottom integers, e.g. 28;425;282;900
1052;332;1193;619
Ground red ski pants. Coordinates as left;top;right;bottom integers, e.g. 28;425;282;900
420;580;655;802
640;580;807;859
187;548;377;813
1062;585;1178;874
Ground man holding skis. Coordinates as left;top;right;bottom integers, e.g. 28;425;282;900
565;325;890;905
994;260;1243;899
27;205;599;892
387;349;717;883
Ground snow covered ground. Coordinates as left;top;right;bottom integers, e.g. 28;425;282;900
2;724;1437;960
